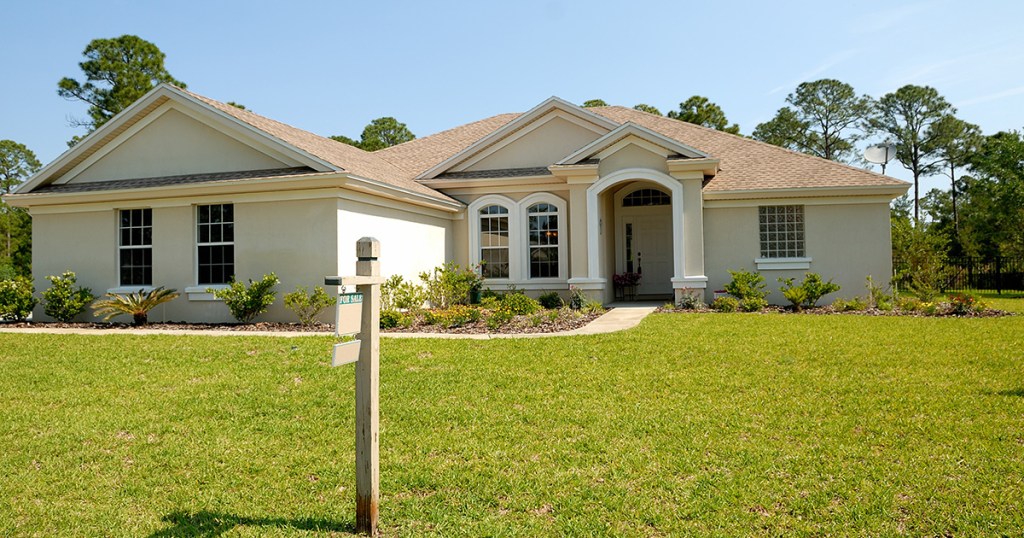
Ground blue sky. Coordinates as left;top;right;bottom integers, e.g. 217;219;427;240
4;0;1023;193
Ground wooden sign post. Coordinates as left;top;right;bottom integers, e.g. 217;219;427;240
326;237;384;536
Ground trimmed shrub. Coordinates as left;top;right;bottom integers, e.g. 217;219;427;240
712;296;739;312
284;285;336;325
92;286;179;325
380;309;413;329
740;296;768;312
0;277;37;321
419;262;481;309
779;273;841;311
381;275;425;311
725;269;767;302
43;271;95;322
501;293;541;316
211;273;279;323
538;291;562;310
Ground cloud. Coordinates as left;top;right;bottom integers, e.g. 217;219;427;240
959;85;1024;106
767;49;861;95
851;1;934;34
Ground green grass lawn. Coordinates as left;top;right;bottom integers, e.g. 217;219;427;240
2;313;1023;536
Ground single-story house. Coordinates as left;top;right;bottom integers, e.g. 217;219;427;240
5;84;909;322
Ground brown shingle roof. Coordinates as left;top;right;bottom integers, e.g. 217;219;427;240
32;167;320;194
375;113;520;177
587;106;907;192
179;88;457;204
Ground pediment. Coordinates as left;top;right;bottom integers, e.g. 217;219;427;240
556;122;710;165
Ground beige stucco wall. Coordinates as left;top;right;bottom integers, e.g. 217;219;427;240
337;197;452;285
597;144;669;176
71;108;288;183
704;201;893;304
465;116;600;171
31;197;340;323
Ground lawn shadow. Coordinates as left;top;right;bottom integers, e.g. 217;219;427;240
148;510;354;537
986;388;1024;397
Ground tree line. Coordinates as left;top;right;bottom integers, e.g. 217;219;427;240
1;34;1020;282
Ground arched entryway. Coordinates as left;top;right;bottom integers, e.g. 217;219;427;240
615;185;673;298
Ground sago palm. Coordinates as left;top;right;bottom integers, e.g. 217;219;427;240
92;287;180;325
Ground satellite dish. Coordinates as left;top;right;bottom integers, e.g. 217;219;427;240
864;143;897;174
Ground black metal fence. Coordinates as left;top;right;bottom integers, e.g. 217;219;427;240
895;256;1024;294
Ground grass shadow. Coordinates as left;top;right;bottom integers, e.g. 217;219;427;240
986;388;1024;398
148;510;354;537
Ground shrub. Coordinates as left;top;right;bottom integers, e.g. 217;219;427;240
712;296;739;312
211;273;279;323
865;276;892;311
725;269;767;302
419;262;481;309
0;263;16;281
568;285;587;310
501;292;541;316
779;273;841;311
948;293;986;316
43;271;95;322
581;298;606;315
0;277;37;321
284;286;336;325
921;301;941;316
676;290;705;310
486;305;515;329
833;296;868;312
479;295;501;310
381;275;425;311
896;295;923;313
538;291;562;310
92;287;179;325
379;309;414;329
740;296;768;312
424;305;481;328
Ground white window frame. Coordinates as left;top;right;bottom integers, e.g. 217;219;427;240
755;204;811;270
468;195;518;284
116;208;153;289
519;193;567;282
187;203;235;300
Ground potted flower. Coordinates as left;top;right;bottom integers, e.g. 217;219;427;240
612;272;641;301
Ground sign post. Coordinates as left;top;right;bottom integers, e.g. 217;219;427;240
326;237;384;536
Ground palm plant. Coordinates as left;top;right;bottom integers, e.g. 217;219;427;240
92;287;180;325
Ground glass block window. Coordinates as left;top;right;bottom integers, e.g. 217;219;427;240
479;205;509;279
759;205;805;258
197;204;235;285
119;208;152;286
527;203;559;278
622;188;670;207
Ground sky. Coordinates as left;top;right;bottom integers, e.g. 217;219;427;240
3;0;1023;194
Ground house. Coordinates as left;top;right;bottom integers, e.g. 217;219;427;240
5;84;909;322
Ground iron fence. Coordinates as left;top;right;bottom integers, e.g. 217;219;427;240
894;256;1024;294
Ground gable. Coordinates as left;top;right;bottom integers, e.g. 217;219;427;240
64;107;293;184
460;113;605;172
598;141;670;176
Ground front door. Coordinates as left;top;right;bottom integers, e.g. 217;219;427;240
620;214;673;297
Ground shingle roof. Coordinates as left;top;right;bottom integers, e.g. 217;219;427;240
32;167;320;194
588;106;907;192
179;88;458;203
372;104;906;193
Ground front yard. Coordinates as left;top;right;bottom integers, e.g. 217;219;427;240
1;311;1022;536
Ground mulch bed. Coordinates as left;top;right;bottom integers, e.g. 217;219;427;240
656;305;1014;317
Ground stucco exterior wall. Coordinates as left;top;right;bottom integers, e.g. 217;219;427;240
31;210;117;322
704;201;893;304
337;198;452;285
70;108;288;183
464;116;600;171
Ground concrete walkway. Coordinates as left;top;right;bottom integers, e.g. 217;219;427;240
0;303;661;339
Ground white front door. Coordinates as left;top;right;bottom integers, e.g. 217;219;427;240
620;214;673;296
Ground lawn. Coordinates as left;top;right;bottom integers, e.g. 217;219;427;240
1;312;1023;536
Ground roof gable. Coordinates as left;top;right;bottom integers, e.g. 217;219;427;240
414;97;619;179
555;122;710;165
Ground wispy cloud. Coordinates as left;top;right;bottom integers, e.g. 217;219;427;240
767;49;861;95
851;1;934;34
959;85;1024;106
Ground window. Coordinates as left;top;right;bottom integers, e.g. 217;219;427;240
527;202;559;278
759;205;805;258
622;188;670;207
479;205;509;279
197;204;234;285
119;208;152;286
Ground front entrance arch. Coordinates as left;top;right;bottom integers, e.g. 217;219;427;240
616;186;673;298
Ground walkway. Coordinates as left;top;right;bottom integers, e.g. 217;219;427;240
0;303;660;339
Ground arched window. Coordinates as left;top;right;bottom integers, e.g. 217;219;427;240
526;202;559;278
622;188;670;207
479;205;510;278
